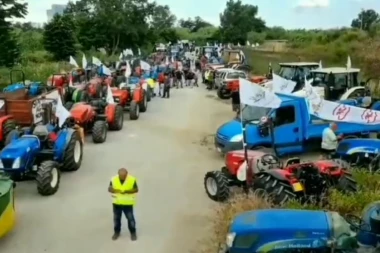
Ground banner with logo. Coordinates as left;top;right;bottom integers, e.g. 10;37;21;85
239;78;281;108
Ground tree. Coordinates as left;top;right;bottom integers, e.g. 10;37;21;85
150;5;176;30
43;14;77;61
219;0;265;44
179;16;213;32
0;0;28;67
351;9;379;31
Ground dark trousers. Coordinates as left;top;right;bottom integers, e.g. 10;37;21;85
163;86;170;98
113;204;136;234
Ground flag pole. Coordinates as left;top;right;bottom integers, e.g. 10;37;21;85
240;104;252;191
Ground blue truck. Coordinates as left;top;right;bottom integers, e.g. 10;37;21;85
215;94;380;156
222;204;380;253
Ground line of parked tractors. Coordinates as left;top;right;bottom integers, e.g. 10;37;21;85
0;62;156;238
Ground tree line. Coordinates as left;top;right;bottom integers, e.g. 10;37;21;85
1;0;380;67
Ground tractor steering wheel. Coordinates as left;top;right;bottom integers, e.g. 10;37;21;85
257;154;281;171
345;214;371;232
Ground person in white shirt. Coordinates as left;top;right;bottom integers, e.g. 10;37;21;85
321;122;340;157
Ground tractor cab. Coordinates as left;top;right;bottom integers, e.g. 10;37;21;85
223;50;242;65
221;208;380;253
278;62;319;92
310;67;369;101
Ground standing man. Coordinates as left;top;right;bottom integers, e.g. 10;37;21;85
162;73;171;98
321;123;341;158
108;168;138;241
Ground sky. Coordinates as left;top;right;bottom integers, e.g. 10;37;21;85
21;0;380;29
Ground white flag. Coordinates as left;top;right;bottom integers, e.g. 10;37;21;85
102;65;111;76
69;78;73;87
140;60;150;70
271;74;297;94
165;56;169;65
119;53;123;60
138;48;141;55
69;56;79;68
246;41;250;46
125;61;131;77
92;56;102;67
239;78;281;108
82;54;87;68
237;42;241;47
319;60;322;69
346;55;352;69
106;85;115;104
55;96;71;127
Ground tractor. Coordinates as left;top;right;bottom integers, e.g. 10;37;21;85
0;103;83;196
204;150;357;204
0;177;15;238
4;69;49;97
65;98;123;143
222;202;380;253
110;75;148;120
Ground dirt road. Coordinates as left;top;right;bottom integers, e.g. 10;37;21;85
0;86;231;253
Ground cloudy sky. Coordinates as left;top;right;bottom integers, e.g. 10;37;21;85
22;0;380;29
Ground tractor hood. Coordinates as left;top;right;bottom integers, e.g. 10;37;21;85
337;138;380;155
1;136;40;160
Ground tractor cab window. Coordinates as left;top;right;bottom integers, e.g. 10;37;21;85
278;66;295;80
241;106;271;123
273;106;295;127
227;72;247;79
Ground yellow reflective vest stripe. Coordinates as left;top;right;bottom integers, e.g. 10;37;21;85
111;175;136;206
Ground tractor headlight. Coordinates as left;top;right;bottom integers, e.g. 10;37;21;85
226;232;236;247
230;134;243;142
12;157;20;169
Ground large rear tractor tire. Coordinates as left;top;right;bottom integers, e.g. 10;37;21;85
336;171;357;193
109;105;124;131
62;131;83;171
130;100;140;120
139;90;148;112
253;174;297;205
36;161;61;196
204;171;230;201
2;120;16;147
92;120;107;143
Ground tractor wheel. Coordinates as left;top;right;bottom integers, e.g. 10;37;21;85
217;88;230;99
61;131;83;171
253;174;297;205
129;100;140;120
4;129;19;147
336;172;357;193
146;87;152;102
109;105;124;131
2;120;16;146
36;161;61;196
64;101;74;110
92;120;107;143
204;171;230;201
139;90;148;112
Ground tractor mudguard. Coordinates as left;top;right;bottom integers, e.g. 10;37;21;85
105;104;117;124
0;116;15;142
54;128;77;162
259;169;291;182
132;89;142;102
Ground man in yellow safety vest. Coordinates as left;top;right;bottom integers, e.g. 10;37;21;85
108;168;138;241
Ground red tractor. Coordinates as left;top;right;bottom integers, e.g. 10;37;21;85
108;78;148;120
67;99;123;143
203;150;357;204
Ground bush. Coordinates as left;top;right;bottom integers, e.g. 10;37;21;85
198;170;380;253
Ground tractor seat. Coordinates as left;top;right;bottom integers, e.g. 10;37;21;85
32;125;49;142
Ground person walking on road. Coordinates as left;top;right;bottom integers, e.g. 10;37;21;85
162;73;171;98
108;168;139;241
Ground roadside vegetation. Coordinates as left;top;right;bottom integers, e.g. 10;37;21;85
199;170;380;252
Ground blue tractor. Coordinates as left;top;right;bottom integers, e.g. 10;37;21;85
335;138;380;172
0;103;83;196
222;205;380;253
3;69;47;97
